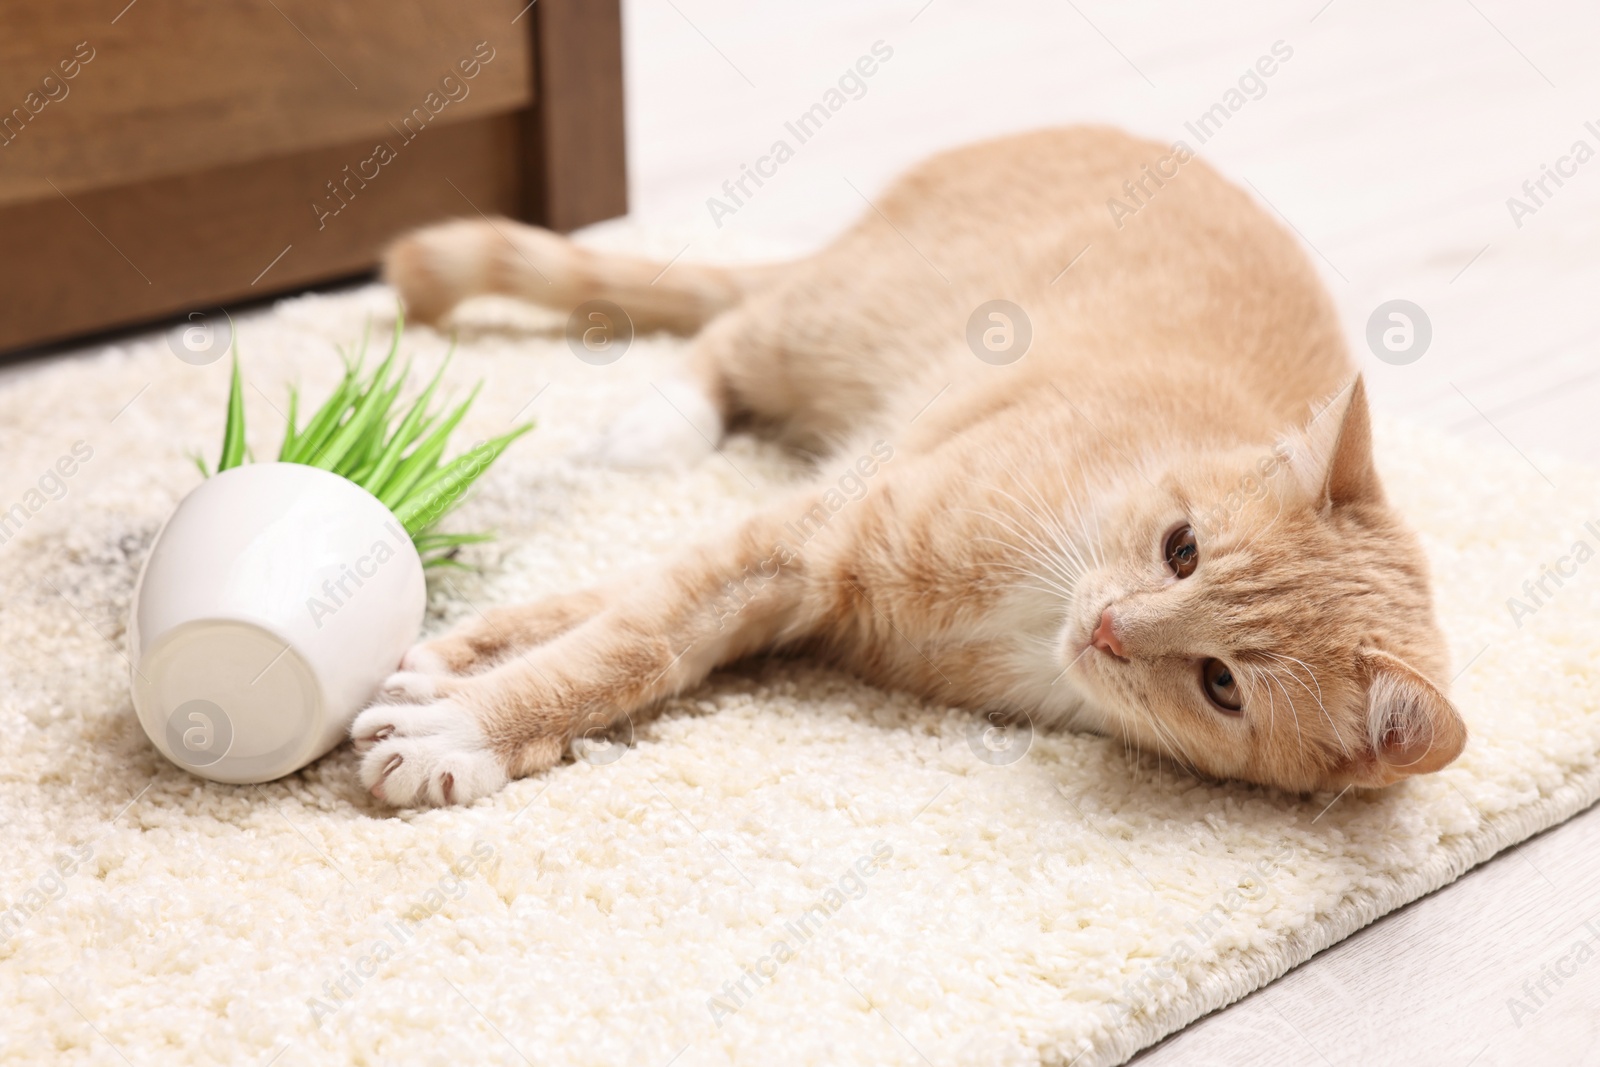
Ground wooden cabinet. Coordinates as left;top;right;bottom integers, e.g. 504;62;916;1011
0;0;627;353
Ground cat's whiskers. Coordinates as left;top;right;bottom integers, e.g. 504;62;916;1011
1065;500;1103;576
1238;670;1275;741
1106;675;1192;774
1137;704;1194;777
1265;651;1325;706
972;527;1075;575
1263;653;1347;758
1259;668;1308;761
993;571;1077;606
979;470;1097;580
972;534;1081;601
1067;451;1108;571
1119;710;1157;778
977;452;1202;778
964;497;1087;593
1017;625;1069;652
978;439;1102;579
972;518;1084;582
1014;451;1102;577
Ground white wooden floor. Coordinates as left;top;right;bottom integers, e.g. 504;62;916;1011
615;1;1600;1062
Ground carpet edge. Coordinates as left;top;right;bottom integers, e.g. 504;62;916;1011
1083;759;1600;1066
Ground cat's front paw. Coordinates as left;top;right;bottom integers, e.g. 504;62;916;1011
352;679;510;807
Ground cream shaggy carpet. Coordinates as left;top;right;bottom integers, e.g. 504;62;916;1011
3;232;1599;1067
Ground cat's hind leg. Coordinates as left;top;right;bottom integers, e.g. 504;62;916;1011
587;371;725;469
586;306;775;469
383;217;783;332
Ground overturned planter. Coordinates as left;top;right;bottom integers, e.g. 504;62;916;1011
128;321;532;784
130;463;426;784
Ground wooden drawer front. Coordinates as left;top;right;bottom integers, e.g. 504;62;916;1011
0;1;533;206
0;0;626;354
0;115;524;352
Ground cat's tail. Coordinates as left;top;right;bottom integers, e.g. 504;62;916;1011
382;217;789;333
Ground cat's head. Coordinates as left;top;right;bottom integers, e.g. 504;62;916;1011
1065;378;1465;792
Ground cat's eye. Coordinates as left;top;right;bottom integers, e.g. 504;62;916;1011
1164;524;1199;578
1201;658;1243;713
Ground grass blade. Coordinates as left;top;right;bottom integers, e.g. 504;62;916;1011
282;366;358;465
345;324;447;492
340;316;409;478
357;358;448;496
277;385;300;461
217;353;247;471
310;339;402;473
377;383;481;508
413;531;496;551
394;422;533;535
342;369;408;479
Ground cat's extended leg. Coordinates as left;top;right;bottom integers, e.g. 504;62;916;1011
397;588;612;675
352;499;824;806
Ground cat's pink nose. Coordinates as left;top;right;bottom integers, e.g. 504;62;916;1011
1091;609;1126;659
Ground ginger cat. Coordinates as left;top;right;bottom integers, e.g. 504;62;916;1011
353;127;1465;807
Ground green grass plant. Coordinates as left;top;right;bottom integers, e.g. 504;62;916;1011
196;313;532;567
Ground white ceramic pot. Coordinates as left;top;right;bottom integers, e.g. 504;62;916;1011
129;463;426;783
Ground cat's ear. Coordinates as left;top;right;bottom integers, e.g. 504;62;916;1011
1354;648;1467;782
1284;376;1385;510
